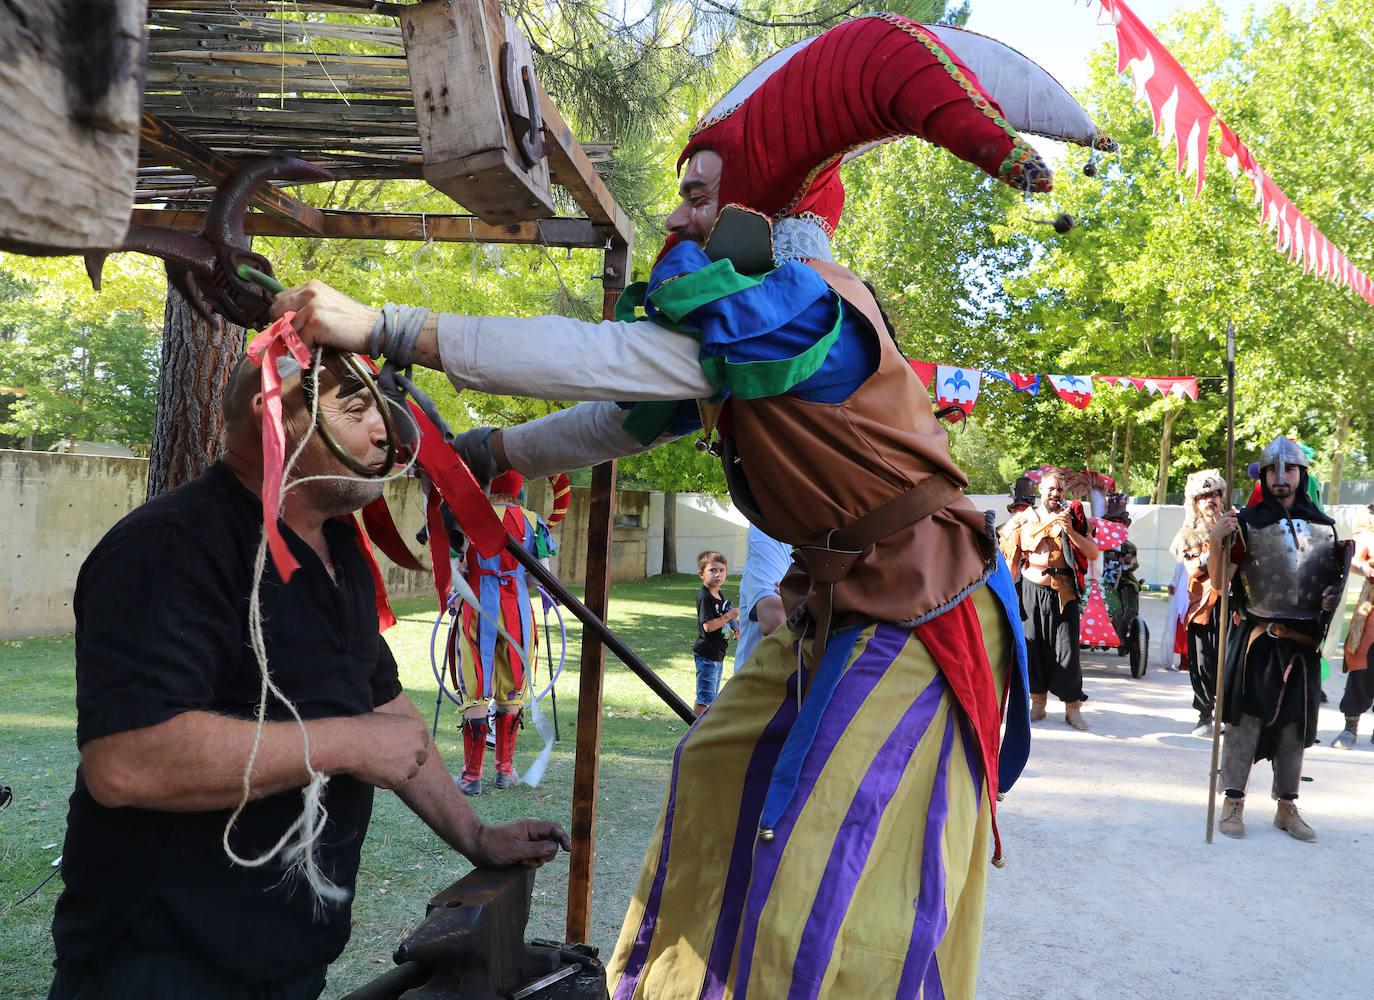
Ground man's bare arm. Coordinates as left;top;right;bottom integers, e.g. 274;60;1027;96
80;705;432;812
384;694;570;867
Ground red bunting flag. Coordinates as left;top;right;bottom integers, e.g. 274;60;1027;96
908;359;937;388
1099;0;1374;304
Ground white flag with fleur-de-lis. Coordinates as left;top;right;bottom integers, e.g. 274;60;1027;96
935;365;982;415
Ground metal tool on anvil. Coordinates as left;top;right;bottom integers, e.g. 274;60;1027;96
85;155;333;329
337;867;608;1000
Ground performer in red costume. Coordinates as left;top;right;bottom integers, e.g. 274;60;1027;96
451;470;558;795
275;14;1112;999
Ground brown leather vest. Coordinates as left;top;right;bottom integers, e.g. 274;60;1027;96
721;261;994;632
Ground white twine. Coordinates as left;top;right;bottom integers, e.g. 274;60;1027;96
222;352;417;913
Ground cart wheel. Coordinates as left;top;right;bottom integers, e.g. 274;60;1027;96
1129;617;1149;678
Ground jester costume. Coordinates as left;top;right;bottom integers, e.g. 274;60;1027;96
452;471;557;793
393;12;1110;998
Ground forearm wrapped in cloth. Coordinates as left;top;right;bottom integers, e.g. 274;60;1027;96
433;311;711;477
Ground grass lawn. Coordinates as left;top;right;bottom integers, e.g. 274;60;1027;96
0;573;712;999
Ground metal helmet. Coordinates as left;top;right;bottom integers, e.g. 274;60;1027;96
1258;436;1308;482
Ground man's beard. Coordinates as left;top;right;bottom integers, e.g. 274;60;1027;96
1044;497;1063;512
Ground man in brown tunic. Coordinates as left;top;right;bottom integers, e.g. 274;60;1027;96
1000;469;1099;729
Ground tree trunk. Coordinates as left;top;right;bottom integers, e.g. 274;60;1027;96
660;490;677;575
1153;409;1179;504
1121;419;1134;493
1328;410;1351;505
146;286;246;499
1107;424;1118;480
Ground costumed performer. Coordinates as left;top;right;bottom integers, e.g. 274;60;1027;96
1169;469;1226;735
999;468;1099;730
450;470;559;794
1333;503;1374;748
273;13;1114;998
1210;436;1344;841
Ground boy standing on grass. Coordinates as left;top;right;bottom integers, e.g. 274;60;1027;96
693;551;739;715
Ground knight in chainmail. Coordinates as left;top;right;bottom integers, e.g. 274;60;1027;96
1208;436;1344;842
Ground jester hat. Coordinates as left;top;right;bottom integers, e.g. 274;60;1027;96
678;13;1116;241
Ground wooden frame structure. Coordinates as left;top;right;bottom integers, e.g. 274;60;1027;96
2;0;635;943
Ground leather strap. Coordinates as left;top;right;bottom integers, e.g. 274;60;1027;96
794;476;963;669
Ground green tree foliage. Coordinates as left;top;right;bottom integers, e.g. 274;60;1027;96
855;0;1374;497
0;263;160;449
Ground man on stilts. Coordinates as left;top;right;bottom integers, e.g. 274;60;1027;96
275;13;1114;997
1210;436;1345;841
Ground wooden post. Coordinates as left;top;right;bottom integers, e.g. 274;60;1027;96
566;235;632;943
566;458;616;944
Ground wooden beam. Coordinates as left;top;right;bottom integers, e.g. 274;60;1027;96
138;113;326;236
537;90;634;248
128;208;606;247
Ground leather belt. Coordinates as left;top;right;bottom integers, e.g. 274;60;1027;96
1248;622;1320;651
793;476;962;669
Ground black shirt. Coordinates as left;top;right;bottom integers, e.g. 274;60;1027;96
52;461;402;982
693;586;731;661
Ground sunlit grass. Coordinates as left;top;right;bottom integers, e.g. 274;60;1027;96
0;575;708;998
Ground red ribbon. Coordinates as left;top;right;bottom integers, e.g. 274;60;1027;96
246;313;312;582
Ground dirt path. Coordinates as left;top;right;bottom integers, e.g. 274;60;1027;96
978;593;1374;1000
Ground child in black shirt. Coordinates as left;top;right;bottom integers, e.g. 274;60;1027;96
693;550;739;715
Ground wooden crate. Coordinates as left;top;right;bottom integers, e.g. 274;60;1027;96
400;0;555;225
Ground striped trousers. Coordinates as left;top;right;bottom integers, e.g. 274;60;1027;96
609;586;1010;1000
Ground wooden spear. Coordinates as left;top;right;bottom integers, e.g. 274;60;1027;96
1205;319;1236;842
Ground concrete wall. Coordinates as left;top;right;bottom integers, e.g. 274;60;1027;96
9;449;1365;639
524;477;651;589
1;449;438;639
0;452;656;638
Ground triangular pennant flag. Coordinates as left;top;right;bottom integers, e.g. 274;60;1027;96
1093;375;1122;387
1007;373;1040;394
1165;376;1199;400
935;365;982;416
1046;374;1093;409
908;359;936;388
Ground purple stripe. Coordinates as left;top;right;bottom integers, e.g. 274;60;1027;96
700;673;801;1000
959;714;981;815
614;670;801;1000
897;713;958;1000
785;675;952;1000
733;623;914;999
611;715;700;1000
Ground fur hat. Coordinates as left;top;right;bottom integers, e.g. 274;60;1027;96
1183;469;1226;505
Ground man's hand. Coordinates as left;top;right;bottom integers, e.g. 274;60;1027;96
338;710;432;789
1210;510;1239;547
270;279;379;355
469;819;572;868
1322;585;1339;613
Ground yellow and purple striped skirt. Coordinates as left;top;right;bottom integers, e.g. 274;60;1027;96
609;585;1009;1000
